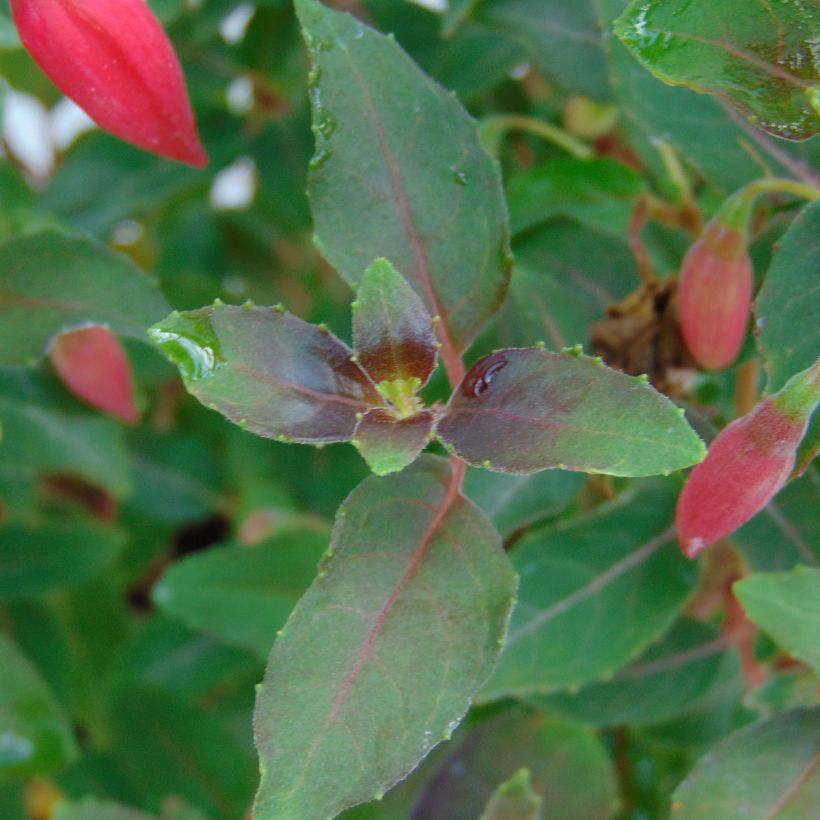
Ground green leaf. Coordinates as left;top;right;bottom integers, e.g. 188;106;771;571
107;685;257;820
734;466;820;571
0;368;130;502
153;531;327;658
0;521;125;599
0;232;170;365
463;468;585;538
352;409;434;476
671;706;820;818
353;258;437;387
479;768;542;820
615;0;820;141
295;0;511;355
476;0;613;101
149;304;383;443
253;456;517;819
532;619;733;726
507;157;645;239
437;348;705;475
597;0;810;194
411;708;617;820
0;633;78;776
479;480;696;700
735;567;820;677
756;201;820;391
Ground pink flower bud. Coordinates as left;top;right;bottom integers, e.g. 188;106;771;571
50;326;139;424
11;0;207;167
678;196;753;371
677;362;820;557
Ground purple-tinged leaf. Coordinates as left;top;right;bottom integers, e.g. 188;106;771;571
437;347;704;476
149;304;383;443
353;258;437;387
352;408;434;476
294;0;511;358
253;456;517;819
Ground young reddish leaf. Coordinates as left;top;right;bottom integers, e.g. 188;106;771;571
10;0;207;167
677;194;753;371
353;258;437;388
676;360;820;558
149;304;383;443
50;326;139;425
294;0;511;359
436;347;705;476
352;408;434;476
253;456;517;819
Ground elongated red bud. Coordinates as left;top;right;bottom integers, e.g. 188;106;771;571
677;360;820;557
10;0;207;167
50;326;139;424
678;193;753;370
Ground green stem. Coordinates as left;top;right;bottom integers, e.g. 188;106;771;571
772;358;820;420
741;177;820;204
485;115;593;160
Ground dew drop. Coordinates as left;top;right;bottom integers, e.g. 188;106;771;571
149;316;224;381
461;354;508;397
449;164;469;185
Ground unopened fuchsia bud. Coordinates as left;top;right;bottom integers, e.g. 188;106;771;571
677;359;820;558
50;325;140;425
10;0;207;167
678;191;754;370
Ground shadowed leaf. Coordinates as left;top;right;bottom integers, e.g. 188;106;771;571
295;0;511;356
437;347;704;475
352;408;434;476
479;480;696;700
615;0;820;141
253;456;517;819
149;304;383;443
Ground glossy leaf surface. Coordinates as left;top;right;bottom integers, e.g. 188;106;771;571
534;620;734;727
480;481;695;699
295;0;511;355
615;0;820;140
0;632;77;776
0;232;169;365
411;709;617;820
672;706;820;818
735;567;820;676
153;531;327;658
352;408;434;476
353;258;436;386
253;456;517;819
149;304;383;443
479;768;542;820
437;348;705;475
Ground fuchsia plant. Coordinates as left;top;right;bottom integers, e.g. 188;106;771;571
10;0;207;166
677;360;820;557
50;325;139;425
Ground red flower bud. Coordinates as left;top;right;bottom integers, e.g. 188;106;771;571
10;0;207;167
678;195;753;370
677;362;820;557
50;326;139;424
